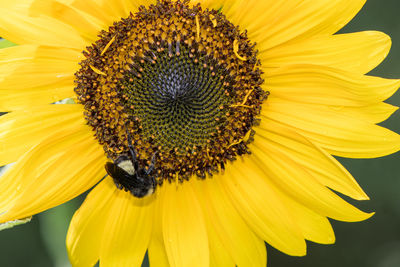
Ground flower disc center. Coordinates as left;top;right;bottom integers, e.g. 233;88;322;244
121;45;229;153
74;0;267;184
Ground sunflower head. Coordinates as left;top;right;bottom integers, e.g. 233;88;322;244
74;0;268;183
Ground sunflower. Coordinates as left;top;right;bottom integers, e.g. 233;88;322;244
1;0;399;266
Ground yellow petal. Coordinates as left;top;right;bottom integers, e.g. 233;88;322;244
0;46;79;88
0;83;75;111
100;187;155;266
265;64;400;106
237;153;335;244
254;122;369;200
0;45;36;78
162;180;209;267
262;97;400;158
0;45;80;110
209;233;235;267
260;31;391;74
220;158;306;256
263;64;399;123
0;124;106;223
250;143;373;222
330;103;398;124
225;0;365;51
225;142;335;245
193;177;267;267
280;194;335;244
0;1;86;48
0;104;84;165
70;0;154;28
264;102;397;125
29;0;105;43
148;194;170;267
67;178;117;267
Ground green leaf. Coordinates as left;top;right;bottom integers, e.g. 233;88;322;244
0;217;32;231
54;98;76;104
0;39;16;49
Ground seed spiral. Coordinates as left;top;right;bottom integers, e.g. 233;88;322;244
121;45;230;152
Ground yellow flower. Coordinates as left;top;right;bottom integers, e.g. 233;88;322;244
0;0;399;266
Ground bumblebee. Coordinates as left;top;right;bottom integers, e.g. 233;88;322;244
105;129;157;198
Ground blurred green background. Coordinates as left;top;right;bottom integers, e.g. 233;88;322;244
0;0;400;266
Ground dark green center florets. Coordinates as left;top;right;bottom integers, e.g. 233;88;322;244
74;0;267;184
121;46;230;152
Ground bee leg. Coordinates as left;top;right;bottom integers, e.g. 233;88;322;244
151;176;157;190
146;151;158;175
125;127;138;170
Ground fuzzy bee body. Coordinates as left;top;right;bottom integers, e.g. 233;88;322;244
105;130;157;198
